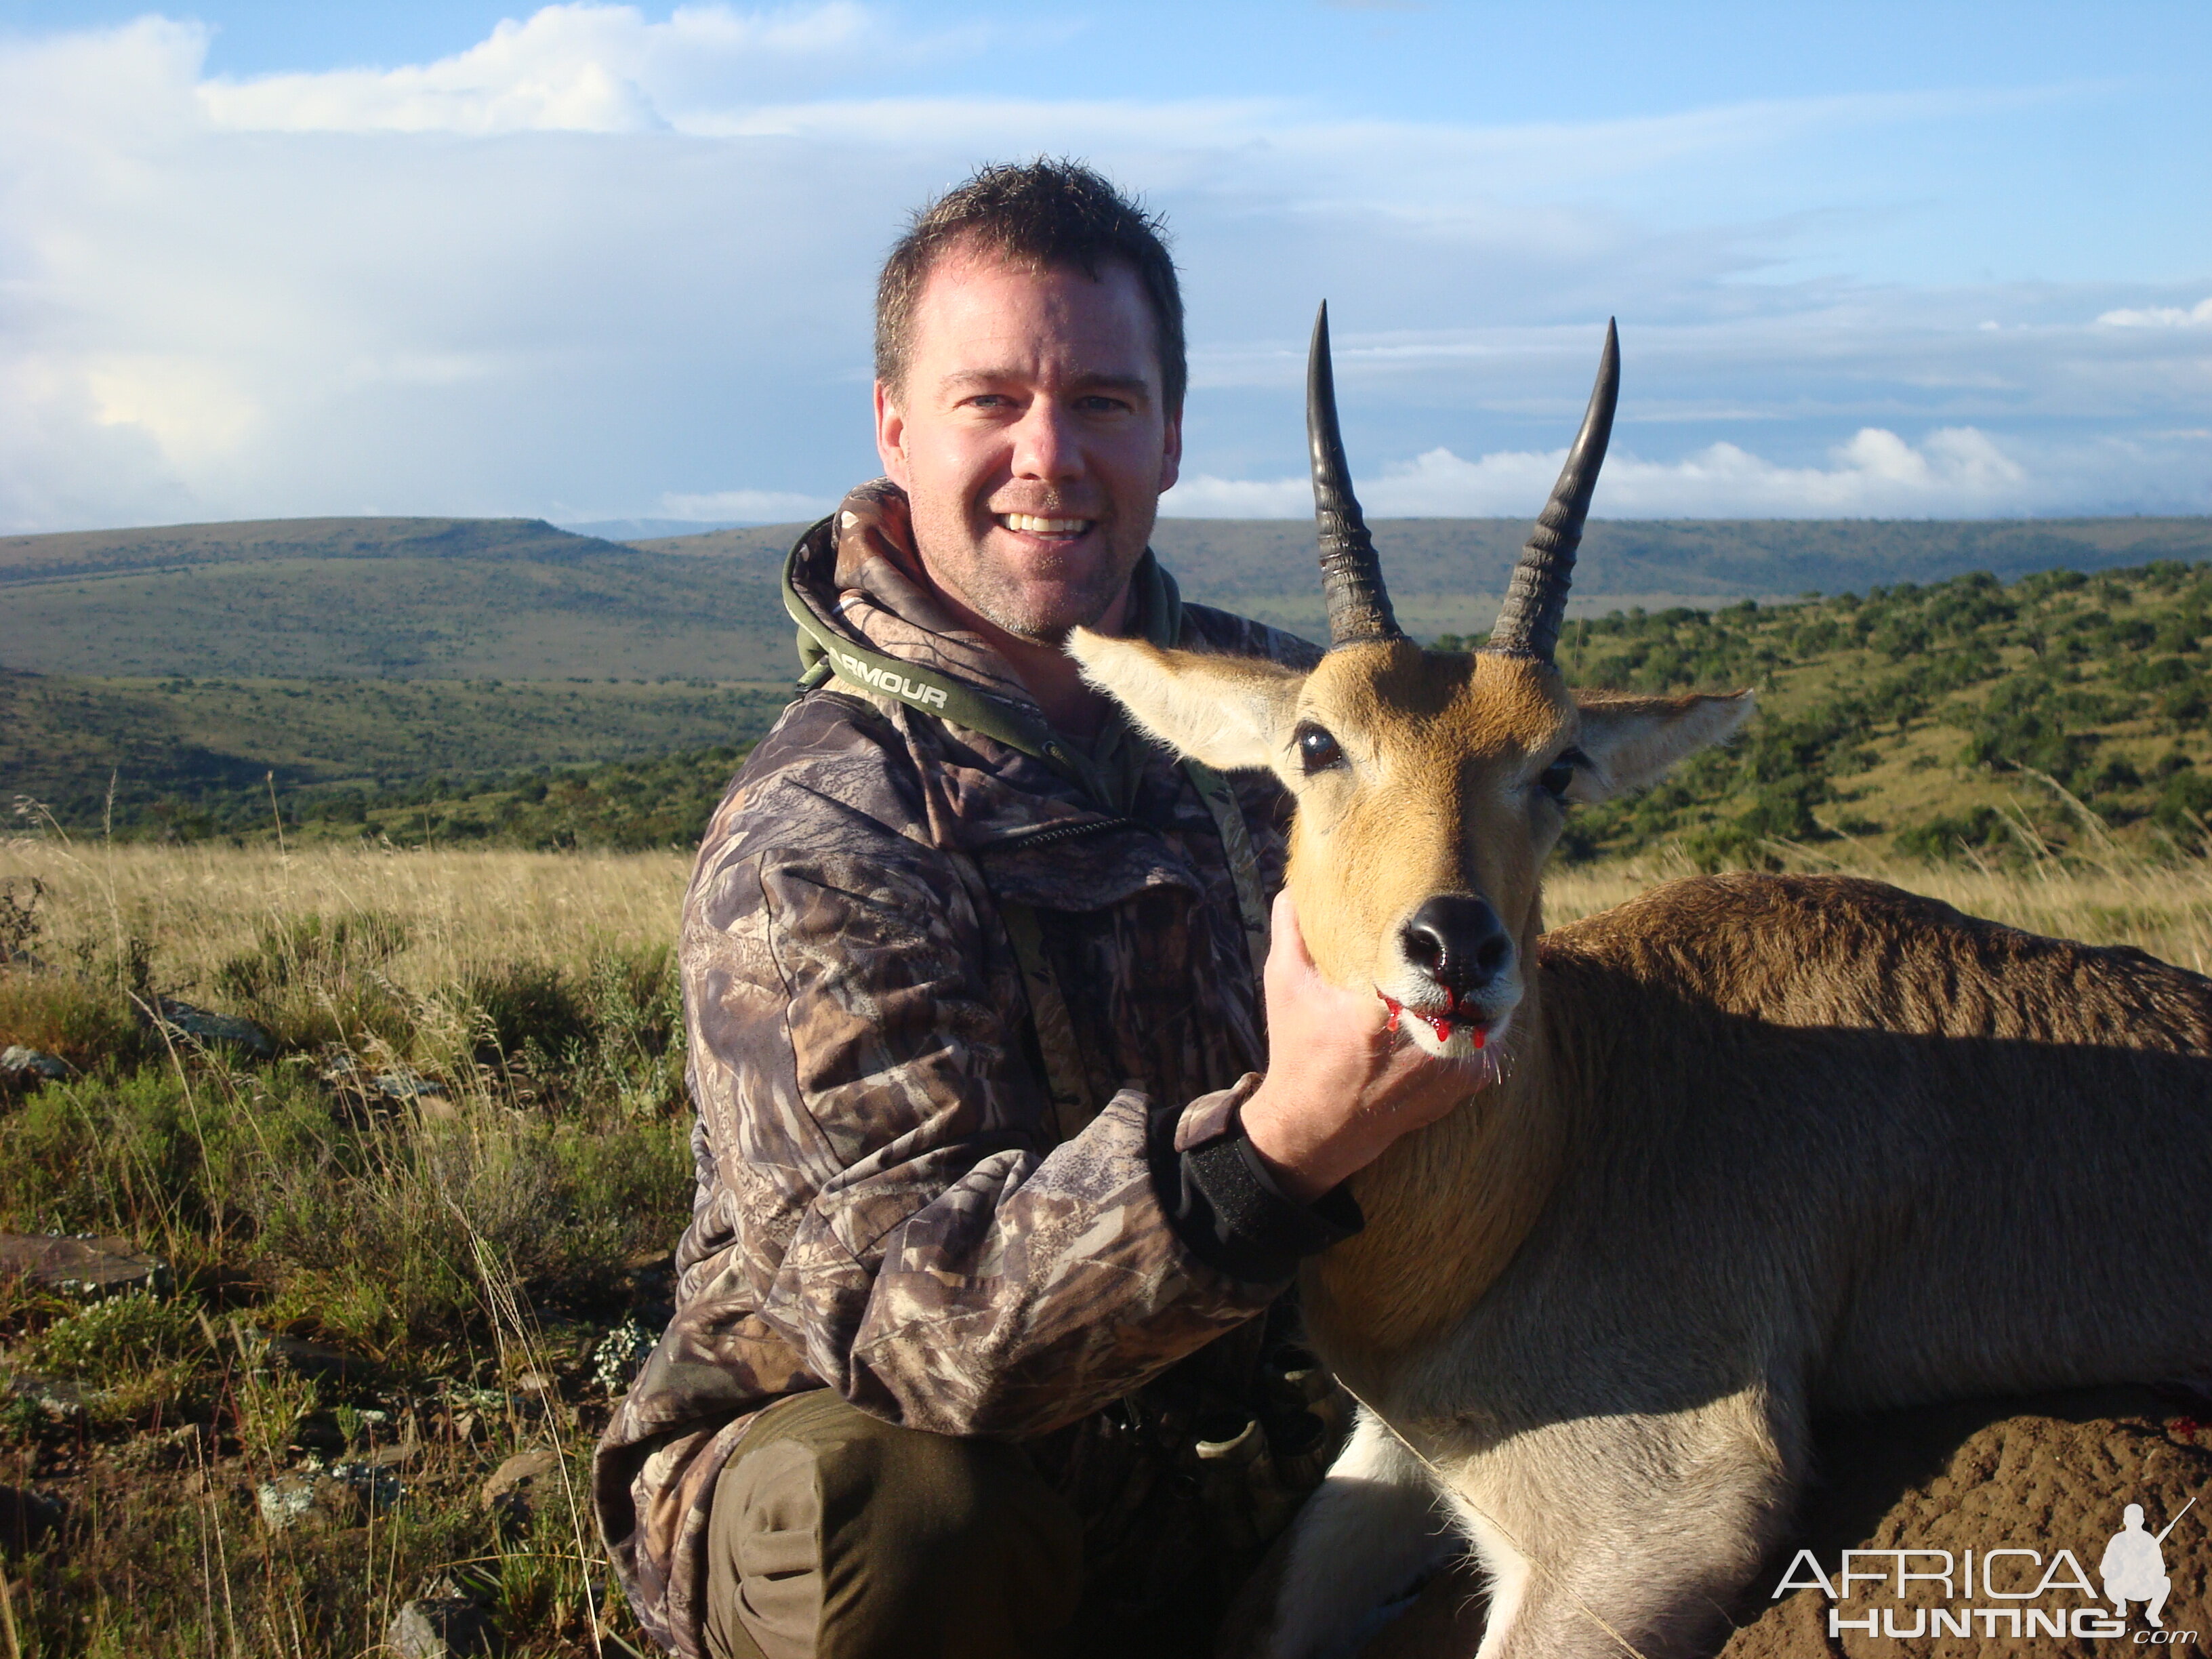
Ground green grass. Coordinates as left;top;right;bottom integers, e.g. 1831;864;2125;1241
0;883;692;1657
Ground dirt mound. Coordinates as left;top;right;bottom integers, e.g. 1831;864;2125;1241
1724;1387;2212;1659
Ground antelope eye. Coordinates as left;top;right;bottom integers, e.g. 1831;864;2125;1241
1538;751;1586;800
1294;722;1344;774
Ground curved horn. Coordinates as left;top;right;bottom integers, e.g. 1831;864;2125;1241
1309;303;1401;646
1487;319;1619;661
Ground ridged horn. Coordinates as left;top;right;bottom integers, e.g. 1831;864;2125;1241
1487;319;1619;661
1308;302;1401;647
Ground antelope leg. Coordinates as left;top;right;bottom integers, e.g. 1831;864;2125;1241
1263;1408;1466;1659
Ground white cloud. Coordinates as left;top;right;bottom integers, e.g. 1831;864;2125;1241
1175;426;2075;520
196;3;906;135
0;10;2204;533
2097;298;2212;328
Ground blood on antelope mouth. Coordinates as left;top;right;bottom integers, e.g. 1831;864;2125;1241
1377;990;1490;1048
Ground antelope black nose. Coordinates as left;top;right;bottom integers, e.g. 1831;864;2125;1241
1401;896;1513;995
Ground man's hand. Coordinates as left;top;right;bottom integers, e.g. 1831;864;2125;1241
1239;890;1494;1203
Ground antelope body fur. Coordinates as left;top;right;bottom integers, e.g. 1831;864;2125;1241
1067;310;2212;1659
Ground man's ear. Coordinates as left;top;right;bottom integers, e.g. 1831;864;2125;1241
1569;690;1754;802
1066;630;1303;773
874;380;912;491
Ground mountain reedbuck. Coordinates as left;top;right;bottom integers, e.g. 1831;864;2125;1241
1069;310;2212;1659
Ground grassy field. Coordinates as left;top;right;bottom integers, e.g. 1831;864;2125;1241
3;835;2211;1656
0;841;695;1658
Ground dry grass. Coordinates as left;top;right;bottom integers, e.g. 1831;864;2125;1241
0;838;692;998
1547;844;2212;974
0;838;697;1659
12;836;2210;989
5;836;2211;1654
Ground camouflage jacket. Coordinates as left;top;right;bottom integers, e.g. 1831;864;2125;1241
594;481;1356;1656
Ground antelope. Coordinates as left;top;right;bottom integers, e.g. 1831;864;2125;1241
1068;310;2212;1659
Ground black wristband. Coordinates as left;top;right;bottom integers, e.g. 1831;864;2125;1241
1150;1101;1364;1283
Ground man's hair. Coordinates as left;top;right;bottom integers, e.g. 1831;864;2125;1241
875;159;1186;413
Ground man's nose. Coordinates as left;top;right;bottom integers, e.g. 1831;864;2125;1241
1009;401;1083;480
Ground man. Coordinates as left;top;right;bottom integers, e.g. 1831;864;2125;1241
595;160;1469;1659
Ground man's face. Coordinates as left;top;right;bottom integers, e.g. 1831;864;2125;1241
875;247;1182;642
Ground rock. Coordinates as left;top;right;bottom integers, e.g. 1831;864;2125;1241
255;1462;401;1532
145;997;274;1060
261;1332;370;1383
1720;1385;2212;1659
0;1233;169;1298
592;1319;656;1397
0;1484;64;1559
479;1447;562;1522
255;1473;321;1532
386;1588;492;1658
0;1045;69;1084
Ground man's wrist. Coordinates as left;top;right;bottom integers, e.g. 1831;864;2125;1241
1239;1076;1352;1204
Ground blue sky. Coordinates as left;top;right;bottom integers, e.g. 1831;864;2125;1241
1;1;2207;532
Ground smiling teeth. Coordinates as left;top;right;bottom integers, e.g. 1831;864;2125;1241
1002;513;1090;535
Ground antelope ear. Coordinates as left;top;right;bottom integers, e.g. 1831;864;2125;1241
1568;689;1754;802
1067;629;1305;773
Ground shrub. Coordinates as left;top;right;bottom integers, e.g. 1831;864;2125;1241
213;910;415;1050
1894;806;2014;863
30;1290;206;1380
461;961;591;1068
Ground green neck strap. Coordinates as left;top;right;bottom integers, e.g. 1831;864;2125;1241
783;541;1183;811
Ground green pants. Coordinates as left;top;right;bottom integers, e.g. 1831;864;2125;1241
703;1389;1087;1659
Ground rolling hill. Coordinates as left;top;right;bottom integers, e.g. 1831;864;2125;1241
5;513;2208;682
7;512;2212;851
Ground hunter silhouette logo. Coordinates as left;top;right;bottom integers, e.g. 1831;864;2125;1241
2104;1498;2194;1632
1773;1491;2203;1643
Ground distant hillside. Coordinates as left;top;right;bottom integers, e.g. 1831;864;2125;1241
631;515;2212;647
0;516;792;680
4;512;2208;682
1;672;786;834
11;549;2212;861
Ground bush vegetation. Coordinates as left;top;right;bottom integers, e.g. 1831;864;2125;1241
1439;558;2212;869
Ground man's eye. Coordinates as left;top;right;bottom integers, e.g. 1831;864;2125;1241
1538;751;1586;800
1294;723;1344;773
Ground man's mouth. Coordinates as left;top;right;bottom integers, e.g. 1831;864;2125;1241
997;512;1094;537
1377;989;1489;1048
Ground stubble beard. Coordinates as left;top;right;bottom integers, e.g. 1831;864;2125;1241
941;546;1141;644
916;495;1153;644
